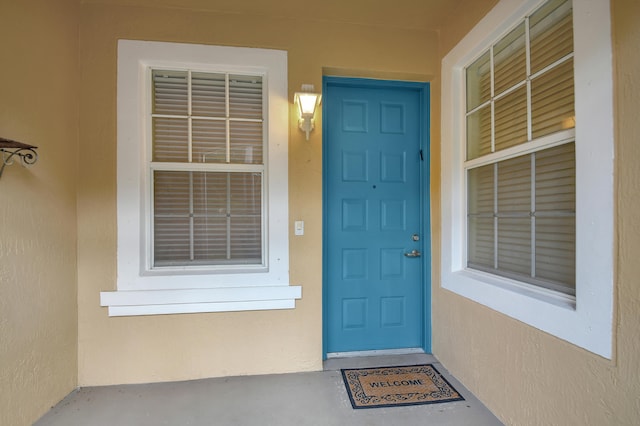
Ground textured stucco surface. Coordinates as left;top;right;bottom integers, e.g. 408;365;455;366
0;1;79;425
432;0;640;424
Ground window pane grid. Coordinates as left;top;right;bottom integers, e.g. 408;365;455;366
151;69;264;165
493;23;527;96
150;68;265;269
465;0;574;161
531;58;575;139
466;51;491;112
530;0;574;74
152;117;189;162
153;171;263;267
152;71;188;115
494;85;528;151
464;0;575;294
467;143;576;294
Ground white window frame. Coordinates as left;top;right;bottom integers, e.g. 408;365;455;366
441;0;614;358
149;70;267;273
101;40;301;316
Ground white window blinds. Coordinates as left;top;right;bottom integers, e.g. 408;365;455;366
465;0;575;294
150;70;264;268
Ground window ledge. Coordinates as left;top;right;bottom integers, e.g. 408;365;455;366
450;269;576;309
100;285;302;317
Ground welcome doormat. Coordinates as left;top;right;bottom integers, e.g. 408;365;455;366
341;364;464;409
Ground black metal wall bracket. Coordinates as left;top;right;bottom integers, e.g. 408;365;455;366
0;137;38;179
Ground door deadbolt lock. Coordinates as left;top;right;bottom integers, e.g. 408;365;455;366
411;234;420;241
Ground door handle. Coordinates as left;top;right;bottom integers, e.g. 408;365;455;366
404;249;421;258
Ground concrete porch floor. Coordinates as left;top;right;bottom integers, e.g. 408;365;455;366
35;354;503;426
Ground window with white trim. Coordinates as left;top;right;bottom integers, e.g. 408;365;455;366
465;0;576;296
101;40;301;317
441;0;614;358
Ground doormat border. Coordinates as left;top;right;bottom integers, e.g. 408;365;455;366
340;364;465;409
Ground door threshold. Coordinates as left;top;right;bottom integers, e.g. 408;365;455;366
323;349;435;371
326;348;425;359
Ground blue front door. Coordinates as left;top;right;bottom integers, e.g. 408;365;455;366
323;77;430;355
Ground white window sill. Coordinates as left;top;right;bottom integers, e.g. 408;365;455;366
101;285;302;317
447;269;576;310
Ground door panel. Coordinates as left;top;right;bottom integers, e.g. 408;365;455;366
324;78;428;354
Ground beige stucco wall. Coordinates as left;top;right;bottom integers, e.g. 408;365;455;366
432;0;640;424
0;1;79;425
77;2;440;385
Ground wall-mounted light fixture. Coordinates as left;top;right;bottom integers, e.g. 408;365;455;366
294;84;322;140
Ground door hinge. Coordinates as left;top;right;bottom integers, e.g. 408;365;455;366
419;149;424;161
